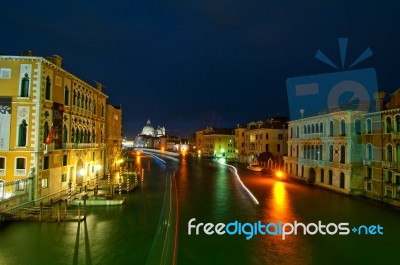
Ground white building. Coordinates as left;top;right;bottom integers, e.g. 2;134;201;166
284;110;364;194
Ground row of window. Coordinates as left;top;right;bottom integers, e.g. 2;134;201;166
291;116;400;138
289;145;346;163
19;74;105;117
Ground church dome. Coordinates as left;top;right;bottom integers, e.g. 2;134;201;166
141;119;154;136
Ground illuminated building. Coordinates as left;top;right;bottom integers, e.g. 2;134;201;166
0;52;109;202
195;127;235;158
234;125;246;160
134;119;165;148
363;91;400;205
242;117;288;165
105;104;123;175
284;109;364;194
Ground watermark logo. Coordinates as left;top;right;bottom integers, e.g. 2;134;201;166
286;38;379;120
188;218;384;240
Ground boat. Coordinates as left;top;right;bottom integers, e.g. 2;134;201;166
246;164;263;172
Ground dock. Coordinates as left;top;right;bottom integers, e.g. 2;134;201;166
0;201;86;223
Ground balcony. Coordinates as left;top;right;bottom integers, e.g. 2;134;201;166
15;169;26;176
62;143;101;150
363;160;372;166
382;161;393;169
0;169;5;176
391;132;400;140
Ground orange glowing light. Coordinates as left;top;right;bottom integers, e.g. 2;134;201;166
136;151;141;155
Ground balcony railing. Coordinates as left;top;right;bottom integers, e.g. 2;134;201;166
62;143;101;149
382;161;392;169
15;169;26;176
363;160;373;166
392;132;400;140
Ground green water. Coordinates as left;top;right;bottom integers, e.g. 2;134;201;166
1;154;399;265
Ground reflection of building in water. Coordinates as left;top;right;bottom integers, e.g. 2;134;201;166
134;119;165;148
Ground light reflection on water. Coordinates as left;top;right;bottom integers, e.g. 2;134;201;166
258;180;312;265
2;158;400;265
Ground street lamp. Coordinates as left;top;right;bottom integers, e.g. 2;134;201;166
95;164;101;196
79;168;86;192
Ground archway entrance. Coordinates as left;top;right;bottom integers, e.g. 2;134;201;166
76;159;84;186
308;168;316;184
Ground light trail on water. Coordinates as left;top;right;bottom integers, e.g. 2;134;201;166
217;159;259;205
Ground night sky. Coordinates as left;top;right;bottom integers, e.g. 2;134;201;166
1;1;400;138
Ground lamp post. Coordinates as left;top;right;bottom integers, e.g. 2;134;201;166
79;168;86;192
95;164;101;197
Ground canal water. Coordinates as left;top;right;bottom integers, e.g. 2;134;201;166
1;154;400;265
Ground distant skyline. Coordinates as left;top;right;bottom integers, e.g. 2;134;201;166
2;1;400;138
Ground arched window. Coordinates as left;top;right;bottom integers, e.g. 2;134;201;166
366;119;372;134
328;170;333;185
64;86;69;106
329;145;333;162
319;145;323;160
329;120;334;136
340;119;346;136
43;122;49;143
320;122;323;133
387;144;393;162
77;128;82;143
296;126;299;138
320;169;324;183
366;144;373;160
63;125;68;143
340;145;346;164
45;76;51;100
311;124;315;133
340;173;345;189
77;92;81;107
316;123;319;133
20;73;30;97
18;119;28;146
396;115;400;132
71;128;75;143
311;146;315;160
307;124;311;134
73;91;77;106
386;116;392;133
355;119;361;135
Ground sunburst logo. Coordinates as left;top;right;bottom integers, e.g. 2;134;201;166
286;38;379;120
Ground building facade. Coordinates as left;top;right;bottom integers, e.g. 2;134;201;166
284;110;364;194
242;118;288;165
195;127;235;158
105;104;123;175
0;53;108;202
362;91;400;205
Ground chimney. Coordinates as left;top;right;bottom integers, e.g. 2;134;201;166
21;51;33;56
95;81;103;92
51;55;63;67
300;109;305;119
374;91;385;111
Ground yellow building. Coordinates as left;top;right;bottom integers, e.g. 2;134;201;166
105;104;123;174
0;53;107;202
195;127;235;158
234;125;246;161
